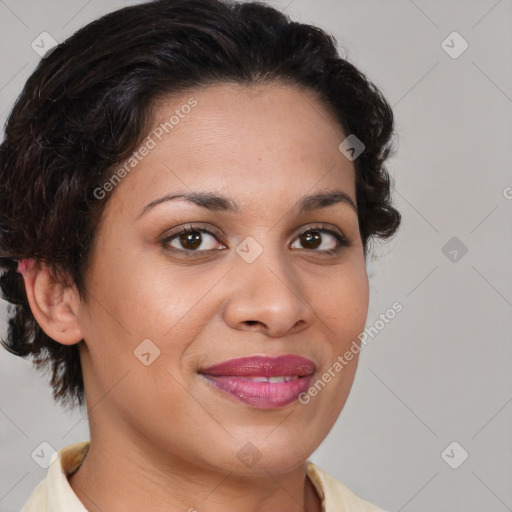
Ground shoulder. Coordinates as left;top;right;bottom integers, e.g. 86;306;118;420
20;478;48;512
21;441;90;512
306;461;389;512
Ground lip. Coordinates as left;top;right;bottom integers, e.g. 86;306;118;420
199;354;316;377
199;355;316;409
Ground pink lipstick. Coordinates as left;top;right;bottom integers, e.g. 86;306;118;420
199;355;316;409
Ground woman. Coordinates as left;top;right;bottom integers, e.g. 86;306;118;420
0;0;400;510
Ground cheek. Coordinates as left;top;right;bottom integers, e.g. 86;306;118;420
311;259;369;340
91;250;195;337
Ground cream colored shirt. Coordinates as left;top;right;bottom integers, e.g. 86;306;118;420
21;441;388;512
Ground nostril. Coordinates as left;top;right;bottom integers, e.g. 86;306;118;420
245;320;258;326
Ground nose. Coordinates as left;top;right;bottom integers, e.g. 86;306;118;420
221;244;314;337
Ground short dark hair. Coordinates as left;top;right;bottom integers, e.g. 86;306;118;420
0;0;401;410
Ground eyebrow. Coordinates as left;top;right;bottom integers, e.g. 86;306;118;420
136;189;357;220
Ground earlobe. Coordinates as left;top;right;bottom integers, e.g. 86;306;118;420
22;262;84;346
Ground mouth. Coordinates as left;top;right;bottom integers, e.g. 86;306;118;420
198;354;316;409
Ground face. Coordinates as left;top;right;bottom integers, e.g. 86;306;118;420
74;82;369;475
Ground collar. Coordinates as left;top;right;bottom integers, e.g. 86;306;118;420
22;441;385;512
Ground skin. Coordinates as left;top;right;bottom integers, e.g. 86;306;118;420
23;82;369;512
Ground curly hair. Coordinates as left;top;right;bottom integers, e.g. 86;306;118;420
0;0;401;410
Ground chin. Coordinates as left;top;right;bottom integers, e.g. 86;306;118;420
219;430;319;476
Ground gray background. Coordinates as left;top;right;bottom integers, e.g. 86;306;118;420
1;0;511;511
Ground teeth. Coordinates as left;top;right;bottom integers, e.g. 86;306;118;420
241;376;299;383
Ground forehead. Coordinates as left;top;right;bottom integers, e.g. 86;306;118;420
151;81;347;156
103;82;356;218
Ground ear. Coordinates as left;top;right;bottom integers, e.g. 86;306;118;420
21;262;83;345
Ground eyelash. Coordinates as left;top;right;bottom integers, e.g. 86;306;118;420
161;223;349;257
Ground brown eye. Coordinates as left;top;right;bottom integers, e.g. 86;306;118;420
299;230;322;250
162;226;225;253
178;231;202;250
291;226;348;254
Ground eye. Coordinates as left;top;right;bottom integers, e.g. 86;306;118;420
162;224;225;254
161;223;349;257
290;225;349;255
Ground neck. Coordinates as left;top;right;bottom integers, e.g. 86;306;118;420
67;428;322;512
